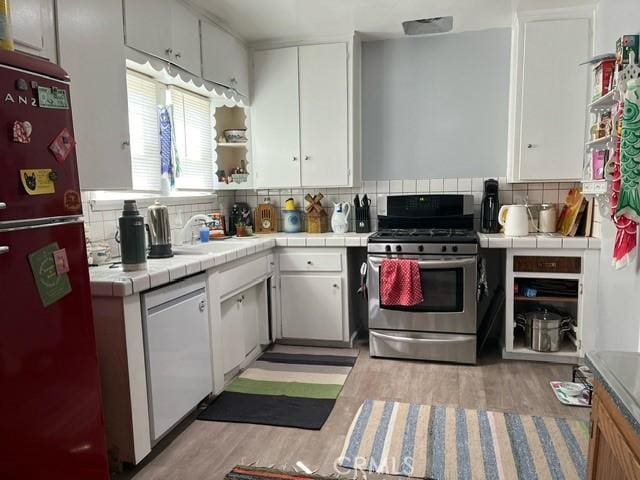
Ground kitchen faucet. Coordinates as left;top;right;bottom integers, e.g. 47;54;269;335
178;214;214;245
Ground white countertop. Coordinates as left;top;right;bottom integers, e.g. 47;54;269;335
478;233;601;250
89;232;371;297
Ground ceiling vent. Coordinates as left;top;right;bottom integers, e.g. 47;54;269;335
402;16;453;36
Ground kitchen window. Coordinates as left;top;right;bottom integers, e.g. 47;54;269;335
126;71;162;191
168;87;214;191
125;71;215;192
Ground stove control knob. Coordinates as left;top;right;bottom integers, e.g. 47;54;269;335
385;245;391;252
418;245;424;252
441;245;447;253
452;245;458;253
395;245;402;252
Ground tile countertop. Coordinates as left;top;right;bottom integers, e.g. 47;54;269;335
587;351;640;437
478;233;601;250
89;232;372;297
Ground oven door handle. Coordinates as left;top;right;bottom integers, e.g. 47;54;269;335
370;330;472;343
369;256;476;269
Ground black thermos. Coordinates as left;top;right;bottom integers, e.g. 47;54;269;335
480;179;500;233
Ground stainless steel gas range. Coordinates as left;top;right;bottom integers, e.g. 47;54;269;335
367;194;479;364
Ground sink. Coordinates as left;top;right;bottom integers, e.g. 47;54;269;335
173;241;250;256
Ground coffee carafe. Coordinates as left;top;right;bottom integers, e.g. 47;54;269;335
119;200;147;271
147;200;173;258
481;178;499;233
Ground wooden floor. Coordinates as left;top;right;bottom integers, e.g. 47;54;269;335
119;343;589;479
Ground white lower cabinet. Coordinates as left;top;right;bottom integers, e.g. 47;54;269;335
280;274;344;341
277;248;350;343
221;283;265;374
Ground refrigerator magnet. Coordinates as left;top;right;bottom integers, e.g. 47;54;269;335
28;243;72;307
20;169;55;195
49;128;75;164
12;120;32;143
53;248;70;275
37;86;69;109
63;190;82;212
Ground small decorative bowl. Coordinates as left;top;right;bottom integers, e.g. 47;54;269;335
224;129;247;143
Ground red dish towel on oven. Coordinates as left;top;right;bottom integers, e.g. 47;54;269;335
380;259;424;306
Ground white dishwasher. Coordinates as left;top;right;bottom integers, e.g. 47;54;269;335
142;274;212;443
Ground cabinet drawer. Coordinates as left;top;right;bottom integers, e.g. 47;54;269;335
219;256;269;297
279;252;342;272
514;255;581;274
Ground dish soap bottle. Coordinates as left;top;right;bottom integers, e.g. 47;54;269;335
199;223;210;243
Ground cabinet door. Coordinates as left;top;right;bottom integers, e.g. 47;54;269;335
170;1;200;75
221;294;246;374
123;0;172;61
201;21;249;97
241;286;259;356
11;0;44;51
252;47;301;188
299;43;349;187
57;0;133;190
517;18;589;181
280;274;343;341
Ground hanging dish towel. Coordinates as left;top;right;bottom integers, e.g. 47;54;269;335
380;259;424;306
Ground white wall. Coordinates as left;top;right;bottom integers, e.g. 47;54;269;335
593;0;640;351
361;28;511;180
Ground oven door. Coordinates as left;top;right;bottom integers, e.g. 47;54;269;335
368;254;477;334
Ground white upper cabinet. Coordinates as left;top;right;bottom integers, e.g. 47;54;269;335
57;0;133;190
169;1;200;75
299;43;348;187
123;0;200;75
11;0;56;59
508;11;592;182
252;47;302;188
252;41;357;188
123;0;172;60
201;21;249;98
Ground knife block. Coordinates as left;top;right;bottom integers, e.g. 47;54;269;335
355;206;370;233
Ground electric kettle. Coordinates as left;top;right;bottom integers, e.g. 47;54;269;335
331;202;351;234
498;204;529;237
146;200;173;258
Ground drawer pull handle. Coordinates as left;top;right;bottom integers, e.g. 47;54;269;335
307;261;313;265
538;262;558;269
198;300;206;312
333;284;339;288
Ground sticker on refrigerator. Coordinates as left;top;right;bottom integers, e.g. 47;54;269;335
49;128;75;164
53;248;70;275
28;243;72;307
37;86;69;109
20;169;55;195
12;120;32;143
64;190;82;212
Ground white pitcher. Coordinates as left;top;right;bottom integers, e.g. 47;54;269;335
331;202;351;234
498;204;529;237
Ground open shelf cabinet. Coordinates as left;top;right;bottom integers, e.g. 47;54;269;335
502;249;599;364
212;101;253;190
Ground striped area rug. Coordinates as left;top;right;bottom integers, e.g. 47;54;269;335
338;400;589;479
199;349;357;430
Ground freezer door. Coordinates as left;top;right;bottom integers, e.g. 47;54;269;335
0;62;83;223
0;220;109;479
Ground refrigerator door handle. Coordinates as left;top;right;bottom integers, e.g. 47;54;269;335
0;246;9;255
0;202;6;209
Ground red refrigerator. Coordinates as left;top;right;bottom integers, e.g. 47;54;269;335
0;50;109;479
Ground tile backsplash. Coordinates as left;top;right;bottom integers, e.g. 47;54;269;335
82;176;581;258
235;177;579;233
82;191;235;258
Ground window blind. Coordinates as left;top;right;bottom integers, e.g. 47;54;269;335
126;72;161;191
170;87;214;191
